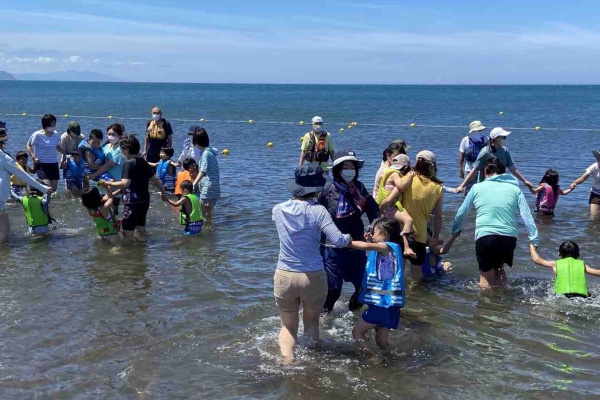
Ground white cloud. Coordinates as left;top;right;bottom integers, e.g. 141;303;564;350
68;55;83;63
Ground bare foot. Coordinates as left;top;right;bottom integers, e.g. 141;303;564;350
403;248;417;258
282;356;294;366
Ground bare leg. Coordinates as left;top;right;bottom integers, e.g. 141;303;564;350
302;308;321;348
278;309;299;363
479;267;507;288
202;202;213;219
49;179;58;192
395;210;416;257
494;267;507;287
122;229;135;239
590;203;600;219
0;213;9;244
352;317;377;351
374;327;391;350
135;226;147;237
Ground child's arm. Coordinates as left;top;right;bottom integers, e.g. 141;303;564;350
84;151;102;171
529;243;556;269
390;170;414;193
585;265;600;277
147;161;159;167
532;185;544;194
10;190;23;203
559;187;573;196
161;193;185;207
431;233;459;255
169;160;179;168
349;240;391;256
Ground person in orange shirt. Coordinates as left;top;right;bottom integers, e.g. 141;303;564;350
175;158;198;198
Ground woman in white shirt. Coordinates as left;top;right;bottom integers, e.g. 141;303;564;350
570;150;600;217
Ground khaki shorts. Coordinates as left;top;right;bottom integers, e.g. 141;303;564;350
274;269;327;313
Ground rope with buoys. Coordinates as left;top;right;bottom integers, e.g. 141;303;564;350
2;112;600;132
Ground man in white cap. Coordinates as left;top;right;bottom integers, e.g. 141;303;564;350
456;127;533;193
458;121;487;194
299;116;335;170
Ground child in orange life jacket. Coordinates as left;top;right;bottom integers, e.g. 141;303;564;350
10;151;36;197
147;147;177;194
81;183;121;246
530;241;600;298
532;169;573;216
11;182;53;235
174;158;198;198
161;180;204;235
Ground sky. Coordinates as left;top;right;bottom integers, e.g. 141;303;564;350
1;0;600;84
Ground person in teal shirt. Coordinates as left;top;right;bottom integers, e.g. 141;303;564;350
452;157;539;289
456;127;533;193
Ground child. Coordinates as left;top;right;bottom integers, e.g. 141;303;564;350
422;232;457;276
11;183;53;235
81;184;121;245
161;180;204;235
62;151;85;196
10;151;36;197
533;169;572;215
78;129;113;182
349;218;405;363
148;147;177;193
530;241;600;298
174;158;199;198
376;154;415;257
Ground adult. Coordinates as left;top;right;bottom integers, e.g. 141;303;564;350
26;114;61;192
318;150;379;315
103;135;166;238
191;129;220;217
452;157;539;288
299;116;335;170
143;106;173;163
456;127;532;193
0;124;51;243
176;125;204;166
373;140;410;198
570;150;600;217
272;165;351;363
458;120;487;194
58;121;85;168
399;150;444;279
89;124;126;213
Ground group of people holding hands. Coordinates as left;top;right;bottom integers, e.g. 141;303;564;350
273;117;599;364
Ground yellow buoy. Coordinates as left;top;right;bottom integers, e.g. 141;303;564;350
267;142;273;148
534;126;541;131
351;121;358;126
64;114;69;117
499;111;504;116
108;115;113;119
339;128;345;133
22;112;27;116
200;118;205;122
409;123;416;127
347;125;352;129
248;119;254;124
299;121;305;125
222;149;229;155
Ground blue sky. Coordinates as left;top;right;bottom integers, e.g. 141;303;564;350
1;0;600;83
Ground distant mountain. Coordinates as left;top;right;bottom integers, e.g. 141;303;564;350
0;71;17;80
14;70;126;82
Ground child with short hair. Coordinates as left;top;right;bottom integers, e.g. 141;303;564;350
62;151;85;196
349;218;405;364
532;169;573;215
78;129;113;182
148;147;177;193
11;183;53;235
174;158;199;198
81;184;121;245
530;241;600;298
10;151;36;197
161;180;204;235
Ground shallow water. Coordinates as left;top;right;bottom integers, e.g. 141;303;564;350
0;83;599;399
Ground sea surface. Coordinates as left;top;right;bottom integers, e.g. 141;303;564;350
0;82;599;399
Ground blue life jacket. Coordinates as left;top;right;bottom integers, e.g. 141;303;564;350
78;141;105;175
157;159;176;191
359;242;405;308
464;133;485;163
64;159;85;181
422;246;443;276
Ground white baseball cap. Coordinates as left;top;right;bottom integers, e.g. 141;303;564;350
489;127;511;139
311;116;323;124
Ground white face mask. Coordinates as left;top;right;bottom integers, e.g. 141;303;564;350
313;125;323;133
107;135;120;144
340;170;356;183
152;114;161;122
46;127;55;134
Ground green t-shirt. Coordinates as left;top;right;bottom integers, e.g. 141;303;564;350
471;145;514;182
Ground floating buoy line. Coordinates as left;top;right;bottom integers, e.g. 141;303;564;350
2;112;600;132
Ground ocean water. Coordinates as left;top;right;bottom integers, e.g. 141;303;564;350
0;82;599;399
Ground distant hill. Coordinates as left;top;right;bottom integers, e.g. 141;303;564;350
0;71;17;80
14;70;126;82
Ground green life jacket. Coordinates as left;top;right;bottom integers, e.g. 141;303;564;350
88;208;119;236
22;195;50;227
376;167;404;211
179;193;203;226
555;257;589;297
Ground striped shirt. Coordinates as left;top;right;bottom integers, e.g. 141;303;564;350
272;200;351;272
199;147;220;201
28;130;60;163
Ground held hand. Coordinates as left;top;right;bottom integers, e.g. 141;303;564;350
33;157;40;164
46;187;54;196
570;182;577;190
455;185;464;194
524;180;533;189
142;152;147;159
97;179;105;188
160;193;168;201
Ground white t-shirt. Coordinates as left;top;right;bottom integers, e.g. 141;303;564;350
28;129;60;163
459;136;473;172
586;162;600;194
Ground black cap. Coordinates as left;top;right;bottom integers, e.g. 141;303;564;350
188;125;201;135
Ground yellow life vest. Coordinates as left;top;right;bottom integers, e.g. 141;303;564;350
147;120;166;140
376;167;404;212
11;164;28;187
